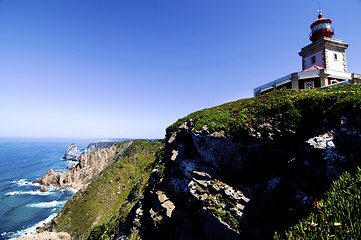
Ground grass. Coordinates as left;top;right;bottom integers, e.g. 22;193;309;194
207;206;241;232
166;85;361;139
274;167;361;239
87;141;164;240
54;140;164;240
53;85;361;239
166;85;361;238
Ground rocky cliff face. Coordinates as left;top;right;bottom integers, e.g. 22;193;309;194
41;140;164;240
39;85;361;239
34;144;125;190
82;142;117;155
135;113;361;239
63;142;117;161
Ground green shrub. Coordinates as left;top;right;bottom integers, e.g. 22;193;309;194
225;198;236;208
129;227;141;240
274;167;361;239
284;107;302;129
206;197;215;204
206;206;240;232
166;85;361;139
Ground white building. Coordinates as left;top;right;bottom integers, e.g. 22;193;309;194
254;12;361;96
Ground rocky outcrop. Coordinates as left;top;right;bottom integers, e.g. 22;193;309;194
63;142;116;161
41;117;361;239
82;142;116;155
62;144;81;161
41;140;163;240
34;143;127;190
10;231;70;240
40;186;48;192
127;113;361;240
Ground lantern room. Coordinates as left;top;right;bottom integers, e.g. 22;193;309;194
310;12;334;42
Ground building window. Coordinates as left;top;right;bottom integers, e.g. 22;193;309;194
334;53;338;61
311;56;316;64
304;81;314;89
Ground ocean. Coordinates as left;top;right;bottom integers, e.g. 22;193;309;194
0;137;108;239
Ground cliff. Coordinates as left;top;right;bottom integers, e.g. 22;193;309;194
62;142;116;161
137;85;361;239
34;143;122;190
41;140;164;240
40;84;361;239
128;84;361;239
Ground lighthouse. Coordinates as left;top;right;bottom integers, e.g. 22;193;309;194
310;12;334;42
253;12;361;96
299;12;348;75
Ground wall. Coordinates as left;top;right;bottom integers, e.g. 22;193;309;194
304;50;324;70
326;49;346;72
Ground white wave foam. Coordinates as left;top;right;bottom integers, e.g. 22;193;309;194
14;213;57;237
5;191;20;196
27;200;66;208
5;190;53;196
66;160;78;164
67;188;78;193
11;179;40;187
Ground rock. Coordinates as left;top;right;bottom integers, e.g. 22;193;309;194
179;119;194;130
66;164;76;170
170;150;179;161
63;144;81;161
155;191;176;218
62;142;116;162
40;186;48;192
156;191;169;203
34;143;125;190
307;133;335;150
82;142;116;155
192;171;211;180
161;200;175;218
10;231;71;240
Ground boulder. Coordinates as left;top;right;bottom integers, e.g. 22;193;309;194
10;231;71;240
40;186;48;192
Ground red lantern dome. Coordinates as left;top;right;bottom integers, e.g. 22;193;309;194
309;13;334;42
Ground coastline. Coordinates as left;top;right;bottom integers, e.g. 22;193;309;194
10;231;70;240
0;138;94;239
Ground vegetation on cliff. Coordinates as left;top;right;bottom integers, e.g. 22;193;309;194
45;84;361;240
167;84;361;138
165;84;361;239
46;140;164;240
275;167;361;239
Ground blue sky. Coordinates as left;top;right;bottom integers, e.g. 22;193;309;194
0;0;360;139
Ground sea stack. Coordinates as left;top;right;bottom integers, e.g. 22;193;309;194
63;144;81;161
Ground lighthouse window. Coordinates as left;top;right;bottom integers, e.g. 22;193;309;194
334;53;338;61
312;23;332;33
311;56;316;64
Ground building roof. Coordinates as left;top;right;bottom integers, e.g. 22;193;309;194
303;65;324;72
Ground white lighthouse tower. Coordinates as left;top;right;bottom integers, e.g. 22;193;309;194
299;12;349;85
253;12;361;96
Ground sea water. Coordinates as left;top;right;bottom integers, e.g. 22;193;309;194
0;137;105;239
